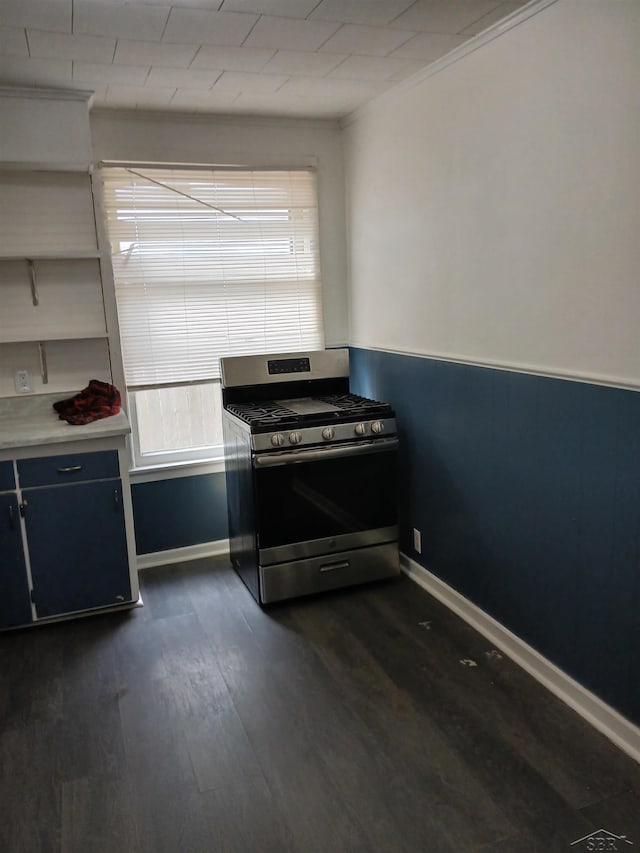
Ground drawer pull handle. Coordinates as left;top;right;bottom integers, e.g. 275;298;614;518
8;504;15;528
114;489;120;508
57;465;83;474
319;560;350;573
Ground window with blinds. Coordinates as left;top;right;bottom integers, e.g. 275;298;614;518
100;165;325;468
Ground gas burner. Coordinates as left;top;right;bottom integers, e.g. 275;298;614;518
224;401;301;427
225;393;392;431
317;393;391;415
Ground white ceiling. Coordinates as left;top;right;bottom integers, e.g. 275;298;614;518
0;0;530;119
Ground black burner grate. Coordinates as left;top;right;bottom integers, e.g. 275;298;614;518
225;393;392;430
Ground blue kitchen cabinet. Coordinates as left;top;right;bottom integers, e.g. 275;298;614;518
0;461;15;492
18;450;120;487
0;492;33;628
22;478;131;618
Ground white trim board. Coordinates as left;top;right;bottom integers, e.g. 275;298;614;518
137;539;229;571
349;343;640;394
0;86;94;103
401;554;640;765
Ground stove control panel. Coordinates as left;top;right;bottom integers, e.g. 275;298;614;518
252;417;397;452
267;357;310;375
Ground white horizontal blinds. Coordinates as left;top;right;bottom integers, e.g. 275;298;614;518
0;172;98;255
100;166;324;387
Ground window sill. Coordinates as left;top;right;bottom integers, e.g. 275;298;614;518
129;456;225;484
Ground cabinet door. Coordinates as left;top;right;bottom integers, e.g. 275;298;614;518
24;479;132;618
0;494;32;628
0;461;14;492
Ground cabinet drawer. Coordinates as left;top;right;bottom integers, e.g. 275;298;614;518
18;450;119;487
0;461;15;492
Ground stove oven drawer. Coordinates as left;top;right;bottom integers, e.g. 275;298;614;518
259;541;399;604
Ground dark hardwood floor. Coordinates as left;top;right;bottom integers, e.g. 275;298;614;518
1;556;639;852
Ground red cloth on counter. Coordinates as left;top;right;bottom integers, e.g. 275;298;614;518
53;380;121;426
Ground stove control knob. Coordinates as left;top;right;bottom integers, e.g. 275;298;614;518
322;427;335;441
289;431;302;445
271;433;285;447
371;420;384;434
354;423;367;436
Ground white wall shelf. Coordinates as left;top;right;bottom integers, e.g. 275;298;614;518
1;334;109;344
0;168;112;399
0;252;103;261
0;162;91;173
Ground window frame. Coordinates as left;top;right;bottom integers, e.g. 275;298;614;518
126;382;225;473
99;162;325;472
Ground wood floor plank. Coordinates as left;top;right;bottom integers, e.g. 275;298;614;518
1;556;639;853
117;674;212;853
362;576;640;806
61;775;141;853
0;622;64;730
214;598;401;851
156;613;266;793
111;608;168;688
579;787;640;845
138;563;197;621
201;774;297;853
218;663;383;850
56;692;126;783
0;723;62;853
186;559;256;653
215;575;479;851
326;586;600;848
281;592;517;852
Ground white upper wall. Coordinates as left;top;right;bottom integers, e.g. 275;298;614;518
343;0;640;388
90;109;349;347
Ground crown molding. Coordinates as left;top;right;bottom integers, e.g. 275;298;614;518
89;106;340;131
0;85;94;104
341;0;559;129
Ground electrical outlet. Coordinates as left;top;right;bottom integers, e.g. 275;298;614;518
413;527;422;554
14;369;32;394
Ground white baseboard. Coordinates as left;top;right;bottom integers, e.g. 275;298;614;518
137;539;229;571
401;553;640;765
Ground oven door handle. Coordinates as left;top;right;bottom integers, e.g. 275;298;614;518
253;437;398;468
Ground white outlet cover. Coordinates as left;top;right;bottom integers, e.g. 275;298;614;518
14;369;32;393
413;528;422;553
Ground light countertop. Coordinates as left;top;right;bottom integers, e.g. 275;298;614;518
0;393;130;451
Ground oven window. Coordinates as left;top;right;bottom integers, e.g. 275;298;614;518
255;449;397;548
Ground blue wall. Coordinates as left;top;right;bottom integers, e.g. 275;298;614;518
131;472;228;555
350;346;640;727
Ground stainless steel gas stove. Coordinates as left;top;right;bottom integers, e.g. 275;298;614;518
221;349;399;605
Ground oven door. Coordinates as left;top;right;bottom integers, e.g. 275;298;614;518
253;438;398;565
